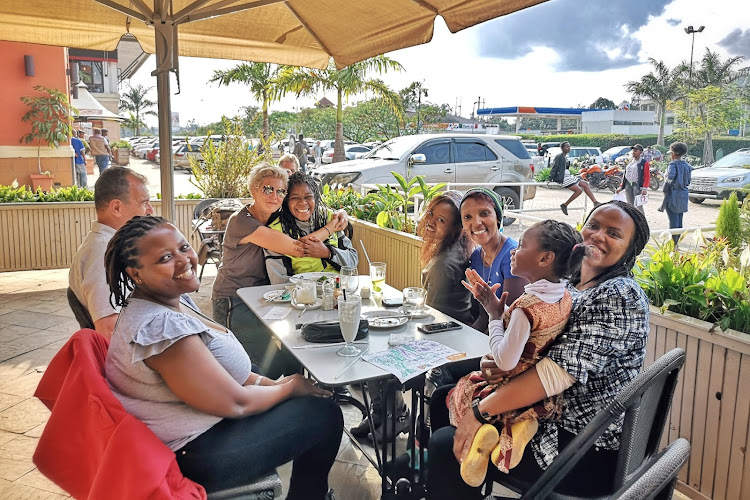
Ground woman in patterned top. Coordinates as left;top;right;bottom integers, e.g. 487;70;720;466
427;201;651;499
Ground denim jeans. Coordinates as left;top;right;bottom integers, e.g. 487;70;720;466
666;208;684;244
176;396;343;499
74;163;87;188
94;155;110;173
213;297;300;379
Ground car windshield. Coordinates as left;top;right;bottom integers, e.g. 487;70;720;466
710;151;750;169
366;136;423;160
603;146;627;156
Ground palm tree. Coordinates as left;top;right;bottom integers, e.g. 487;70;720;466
119;84;156;136
625;58;682;146
210;62;288;141
122;112;147;137
279;56;403;162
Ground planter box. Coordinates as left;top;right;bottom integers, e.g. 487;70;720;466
0;199;202;272
113;148;130;166
646;307;750;500
30;174;54;192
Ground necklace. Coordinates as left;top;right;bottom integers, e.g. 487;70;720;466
480;235;504;284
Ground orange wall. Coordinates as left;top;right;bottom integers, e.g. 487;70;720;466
0;41;70;147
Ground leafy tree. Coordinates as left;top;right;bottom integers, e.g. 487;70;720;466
689;49;747;90
589;97;616;109
298;107;337;140
672;86;743;164
19;86;77;174
119;84;156;137
344;98;403;141
400;81;429;133
278;56;403;162
268;111;298;140
209;62;291;141
625;58;682;146
122;111;148;136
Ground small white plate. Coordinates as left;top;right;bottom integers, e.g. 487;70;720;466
364;311;409;328
291;298;322;310
263;290;291;303
397;306;431;319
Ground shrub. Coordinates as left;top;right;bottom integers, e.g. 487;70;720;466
0;184;94;203
716;192;742;248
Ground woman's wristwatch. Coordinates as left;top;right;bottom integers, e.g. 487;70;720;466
472;399;493;424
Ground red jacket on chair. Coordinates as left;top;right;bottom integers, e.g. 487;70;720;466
33;329;206;499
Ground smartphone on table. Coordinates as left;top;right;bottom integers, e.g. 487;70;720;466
381;296;403;307
418;321;462;334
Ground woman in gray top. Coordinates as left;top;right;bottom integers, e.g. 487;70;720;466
104;216;342;499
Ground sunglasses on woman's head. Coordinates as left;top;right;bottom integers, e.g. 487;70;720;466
261;185;287;198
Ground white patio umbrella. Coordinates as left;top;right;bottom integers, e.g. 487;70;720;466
0;0;547;220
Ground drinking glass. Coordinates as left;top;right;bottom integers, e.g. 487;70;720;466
402;287;426;314
369;262;386;295
337;294;362;357
340;266;359;294
292;279;317;306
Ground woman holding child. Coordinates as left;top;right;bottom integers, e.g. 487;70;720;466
427;201;651;499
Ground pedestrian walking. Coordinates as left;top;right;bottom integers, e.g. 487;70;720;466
616;144;650;214
88;128;112;174
71;130;87;188
292;133;308;173
661;142;691;245
551;142;600;215
313;140;323;168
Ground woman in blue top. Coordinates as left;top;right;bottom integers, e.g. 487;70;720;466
460;188;527;332
662;141;692;244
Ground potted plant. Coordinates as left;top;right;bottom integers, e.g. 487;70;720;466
19;86;77;191
110;140;131;166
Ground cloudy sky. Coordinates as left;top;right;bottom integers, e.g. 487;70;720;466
127;0;750;128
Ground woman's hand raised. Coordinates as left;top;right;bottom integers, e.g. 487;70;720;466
276;374;332;398
462;269;507;321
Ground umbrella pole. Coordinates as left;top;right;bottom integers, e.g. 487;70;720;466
153;20;177;222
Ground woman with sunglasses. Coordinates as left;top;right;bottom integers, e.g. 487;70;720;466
212;164;347;379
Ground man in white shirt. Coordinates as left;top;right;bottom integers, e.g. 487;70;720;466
69;167;154;339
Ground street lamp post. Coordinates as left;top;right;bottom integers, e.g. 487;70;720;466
684;25;705;140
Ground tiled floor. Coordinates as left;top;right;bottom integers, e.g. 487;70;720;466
0;266;390;499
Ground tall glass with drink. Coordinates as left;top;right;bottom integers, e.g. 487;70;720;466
340;266;359;294
402;287;426;314
369;262;386;296
337;294;362;357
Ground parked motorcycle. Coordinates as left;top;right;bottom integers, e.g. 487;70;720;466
580;162;622;192
650;164;665;191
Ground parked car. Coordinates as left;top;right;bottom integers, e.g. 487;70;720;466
173;143;203;171
688;148;750;204
321;144;372;164
602;146;631;164
313;133;537;225
545;146;603;166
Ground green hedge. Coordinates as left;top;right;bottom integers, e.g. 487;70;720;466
520;133;750;158
0;185;94;203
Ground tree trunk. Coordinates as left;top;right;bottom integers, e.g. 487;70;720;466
657;103;665;146
333;87;346;163
703;131;714;166
262;93;270;141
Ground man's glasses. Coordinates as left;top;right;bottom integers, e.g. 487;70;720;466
261;185;287;198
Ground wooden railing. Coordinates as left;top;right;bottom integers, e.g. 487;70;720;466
0;200;202;272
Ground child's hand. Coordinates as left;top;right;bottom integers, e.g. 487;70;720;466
462;269;507;320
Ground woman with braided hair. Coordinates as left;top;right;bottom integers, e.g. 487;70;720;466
104;216;341;499
427;201;651;499
262;171;357;283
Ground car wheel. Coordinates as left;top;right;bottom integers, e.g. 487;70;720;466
493;187;519;226
689;196;705;204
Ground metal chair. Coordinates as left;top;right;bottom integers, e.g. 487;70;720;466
487;347;686;500
66;287;94;329
193;198;221;281
612;438;690;500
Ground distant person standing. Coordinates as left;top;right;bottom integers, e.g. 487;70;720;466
661;141;691;245
293;133;308;173
71;131;87;188
101;129;113;163
616;144;650;214
313;140;323;168
89;128;112;174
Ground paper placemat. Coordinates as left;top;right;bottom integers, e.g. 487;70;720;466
263;306;291;320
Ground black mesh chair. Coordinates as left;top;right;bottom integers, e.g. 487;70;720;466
488;347;686;500
67;287;94;330
192;198;221;281
612;438;690;500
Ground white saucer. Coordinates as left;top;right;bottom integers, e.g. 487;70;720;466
363;311;409;328
291;298;322;310
397;306;431;318
263;290;291;303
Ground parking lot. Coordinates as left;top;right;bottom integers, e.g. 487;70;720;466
100;157;721;236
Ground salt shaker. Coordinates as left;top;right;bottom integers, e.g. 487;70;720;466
322;279;335;311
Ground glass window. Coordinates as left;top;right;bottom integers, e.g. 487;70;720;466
455;141;494;162
493;139;531;159
415;142;451;164
77;61;104;93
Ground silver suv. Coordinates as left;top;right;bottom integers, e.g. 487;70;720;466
313;133;536;223
689;148;750;204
